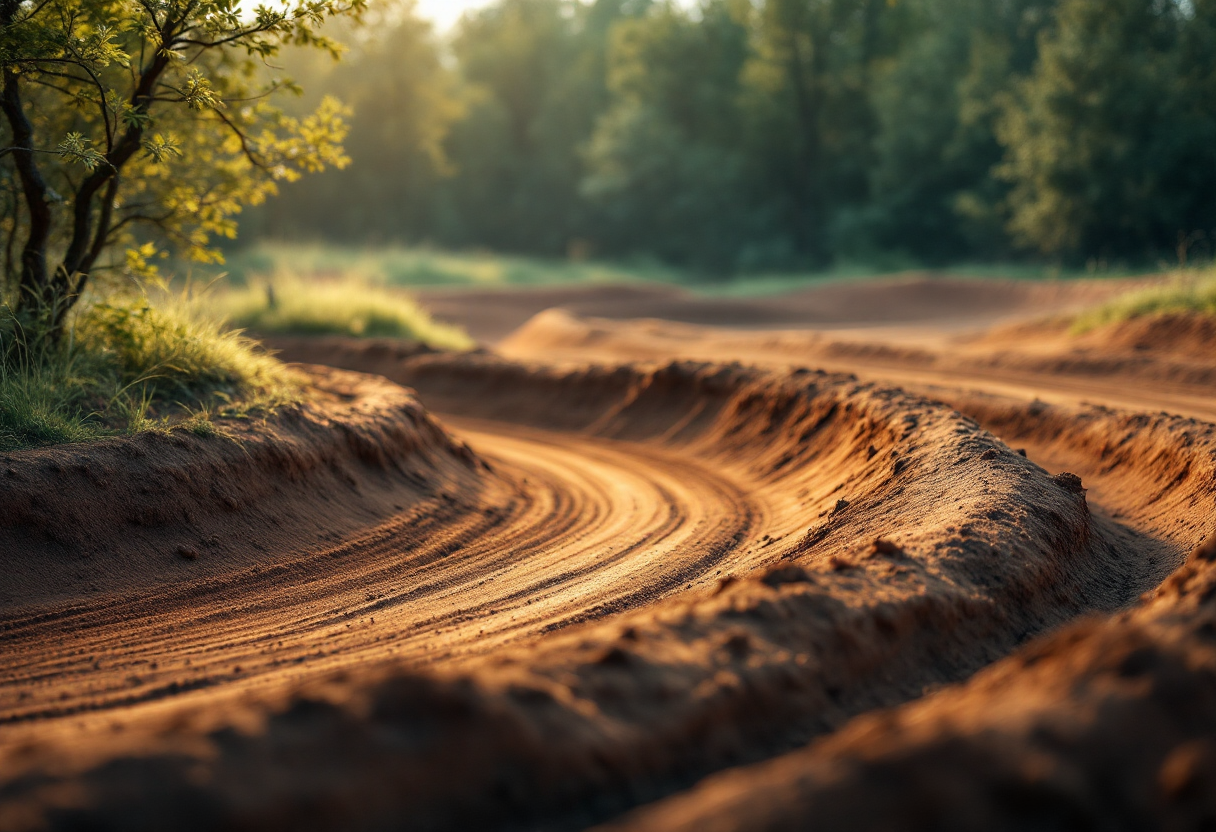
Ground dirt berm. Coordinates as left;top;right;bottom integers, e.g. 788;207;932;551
0;348;1199;831
0;366;486;615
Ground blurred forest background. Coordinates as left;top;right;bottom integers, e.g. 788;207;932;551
240;0;1216;276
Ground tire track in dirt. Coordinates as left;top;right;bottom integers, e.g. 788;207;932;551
0;419;761;731
2;342;1211;830
497;310;1216;571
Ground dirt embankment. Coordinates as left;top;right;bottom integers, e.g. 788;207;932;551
470;298;1216;831
0;366;485;615
606;533;1216;832
501;305;1216;419
5;345;1211;831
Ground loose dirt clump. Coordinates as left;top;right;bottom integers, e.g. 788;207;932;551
607;533;1216;832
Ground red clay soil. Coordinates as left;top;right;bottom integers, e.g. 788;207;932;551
1;280;1215;831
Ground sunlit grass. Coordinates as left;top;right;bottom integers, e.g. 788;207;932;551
215;242;1155;298
1;294;300;452
219;243;685;289
208;275;474;350
1071;267;1216;333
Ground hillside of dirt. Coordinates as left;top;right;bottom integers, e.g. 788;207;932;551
2;274;1214;831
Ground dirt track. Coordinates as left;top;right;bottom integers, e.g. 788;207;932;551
2;276;1215;830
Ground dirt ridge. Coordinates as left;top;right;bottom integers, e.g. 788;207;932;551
0;353;1178;831
604;533;1216;832
0;365;485;617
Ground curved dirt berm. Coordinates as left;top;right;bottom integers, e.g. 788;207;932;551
0;365;487;614
0;354;1182;831
605;533;1216;832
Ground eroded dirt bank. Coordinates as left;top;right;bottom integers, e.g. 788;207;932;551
607;534;1216;832
3;343;1212;830
0;366;485;614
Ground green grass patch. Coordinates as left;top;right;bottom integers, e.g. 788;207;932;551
217;243;685;290
208;276;474;350
1071;268;1216;333
212;242;1155;297
1;294;300;452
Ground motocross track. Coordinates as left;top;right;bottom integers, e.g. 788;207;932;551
2;274;1215;830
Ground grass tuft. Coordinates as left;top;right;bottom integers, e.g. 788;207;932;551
1072;268;1216;333
1;293;300;452
209;275;474;350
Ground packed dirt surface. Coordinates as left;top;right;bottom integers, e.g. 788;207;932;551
2;274;1215;830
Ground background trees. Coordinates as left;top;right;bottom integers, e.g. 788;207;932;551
223;0;1216;272
998;0;1216;261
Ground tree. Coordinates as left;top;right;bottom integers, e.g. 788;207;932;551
997;0;1216;261
860;0;1057;261
748;0;885;264
1;0;360;340
583;0;759;271
247;1;464;243
438;0;645;255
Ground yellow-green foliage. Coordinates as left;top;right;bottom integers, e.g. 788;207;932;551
210;276;474;350
0;295;299;451
1072;269;1216;333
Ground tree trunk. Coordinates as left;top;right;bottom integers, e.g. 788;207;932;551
786;26;826;264
0;66;55;326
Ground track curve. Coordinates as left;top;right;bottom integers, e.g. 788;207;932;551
2;343;1214;831
0;418;768;732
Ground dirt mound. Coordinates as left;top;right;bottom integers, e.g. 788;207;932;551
0;364;485;615
503;306;1216;418
977;309;1216;361
0;352;1188;831
1079;311;1216;361
605;533;1216;832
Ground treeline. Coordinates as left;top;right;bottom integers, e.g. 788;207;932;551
243;0;1216;273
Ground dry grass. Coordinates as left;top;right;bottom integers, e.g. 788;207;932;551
208;276;474;350
1;294;300;451
1072;267;1216;333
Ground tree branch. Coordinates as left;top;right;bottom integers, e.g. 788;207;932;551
12;0;55;23
0;146;68;159
58;43;173;294
60;45;115;153
212;107;270;171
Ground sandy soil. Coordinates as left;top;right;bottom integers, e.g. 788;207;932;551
1;275;1214;830
415;273;1146;344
